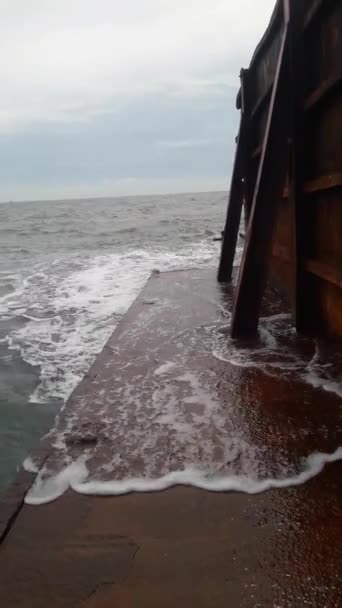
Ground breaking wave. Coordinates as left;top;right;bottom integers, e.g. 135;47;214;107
23;293;342;506
1;240;222;403
24;447;342;505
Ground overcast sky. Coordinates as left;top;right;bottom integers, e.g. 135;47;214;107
0;0;275;201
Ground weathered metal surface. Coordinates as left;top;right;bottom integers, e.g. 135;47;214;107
304;73;342;111
218;70;250;282
220;0;342;337
305;259;342;290
287;1;309;333
304;0;332;30
0;269;341;607
231;9;291;337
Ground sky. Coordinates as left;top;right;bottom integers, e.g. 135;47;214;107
0;0;275;201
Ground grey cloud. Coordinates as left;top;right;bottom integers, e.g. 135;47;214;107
0;1;275;199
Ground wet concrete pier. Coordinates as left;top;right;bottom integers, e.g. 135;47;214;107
0;269;341;607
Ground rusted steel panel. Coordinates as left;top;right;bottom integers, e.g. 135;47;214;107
311;190;342;261
247;0;289;106
309;95;342;177
320;2;342;81
306;259;342;290
252;33;283;102
271;197;295;308
305;73;342;112
218;70;251;282
271;200;294;261
269;256;295;307
314;278;342;335
287;0;308;332
304;174;342;193
231;17;291;337
225;0;342;338
304;0;335;30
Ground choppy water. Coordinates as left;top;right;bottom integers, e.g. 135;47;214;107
1;192;341;502
0;192;228;489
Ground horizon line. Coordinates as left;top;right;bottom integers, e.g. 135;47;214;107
0;188;228;205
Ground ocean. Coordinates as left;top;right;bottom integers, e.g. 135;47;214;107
0;191;227;490
1;191;342;502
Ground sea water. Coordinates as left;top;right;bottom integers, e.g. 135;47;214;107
0;192;341;502
0;192;227;489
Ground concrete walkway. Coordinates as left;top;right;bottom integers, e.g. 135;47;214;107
0;270;341;607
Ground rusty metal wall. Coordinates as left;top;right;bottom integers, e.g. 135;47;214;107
242;0;342;336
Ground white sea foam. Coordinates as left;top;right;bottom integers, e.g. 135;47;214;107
2;239;223;403
23;456;39;474
154;361;177;376
304;372;342;398
212;314;342;398
23;333;342;507
25;459;88;505
25;447;342;505
303;345;342;398
3;214;341;508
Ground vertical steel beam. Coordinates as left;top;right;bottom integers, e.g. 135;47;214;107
231;2;291;337
288;0;315;334
218;69;250;283
287;0;305;331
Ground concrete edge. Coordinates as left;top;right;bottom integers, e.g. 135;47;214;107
0;468;36;543
0;449;50;544
0;268;214;542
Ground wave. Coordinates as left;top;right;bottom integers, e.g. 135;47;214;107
3;239;222;403
19;267;342;507
212;313;342;399
22;327;342;507
24;446;342;505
